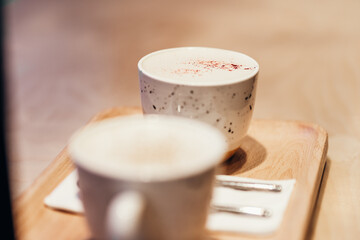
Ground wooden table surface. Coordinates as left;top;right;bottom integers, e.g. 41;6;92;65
5;0;360;239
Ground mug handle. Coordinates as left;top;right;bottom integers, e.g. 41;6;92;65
106;191;145;240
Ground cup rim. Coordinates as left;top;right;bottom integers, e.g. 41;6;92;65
69;115;228;183
138;46;259;87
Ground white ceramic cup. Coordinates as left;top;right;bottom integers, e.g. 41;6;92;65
68;114;227;240
138;47;259;158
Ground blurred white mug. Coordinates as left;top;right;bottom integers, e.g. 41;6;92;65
68;114;227;240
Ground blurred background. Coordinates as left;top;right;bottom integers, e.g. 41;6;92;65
4;0;360;238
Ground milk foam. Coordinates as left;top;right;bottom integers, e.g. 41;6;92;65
69;115;227;181
139;47;259;85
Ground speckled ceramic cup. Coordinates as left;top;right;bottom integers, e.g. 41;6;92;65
138;47;259;158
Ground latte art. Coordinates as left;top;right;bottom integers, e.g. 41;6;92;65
139;47;258;85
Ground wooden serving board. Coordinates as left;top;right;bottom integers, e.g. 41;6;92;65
13;107;328;240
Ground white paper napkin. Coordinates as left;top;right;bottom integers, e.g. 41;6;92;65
208;175;296;235
44;170;295;235
44;171;84;213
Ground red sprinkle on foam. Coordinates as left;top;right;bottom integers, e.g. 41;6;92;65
172;60;256;75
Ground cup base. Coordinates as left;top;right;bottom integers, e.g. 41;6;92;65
223;149;238;162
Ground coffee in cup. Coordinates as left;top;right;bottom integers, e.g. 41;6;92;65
138;47;259;158
69;114;227;240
